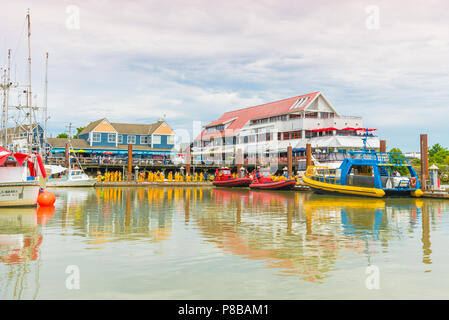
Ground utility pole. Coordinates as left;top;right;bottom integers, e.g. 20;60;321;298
66;122;74;138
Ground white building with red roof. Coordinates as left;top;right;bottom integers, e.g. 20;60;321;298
193;91;380;166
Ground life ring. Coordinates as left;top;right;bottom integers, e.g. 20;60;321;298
410;177;417;187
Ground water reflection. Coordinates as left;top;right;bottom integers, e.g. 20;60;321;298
0;186;448;299
0;207;43;299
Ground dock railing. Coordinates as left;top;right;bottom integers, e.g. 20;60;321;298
349;151;409;166
306;166;340;184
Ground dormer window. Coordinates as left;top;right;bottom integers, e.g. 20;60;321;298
290;97;310;110
205;125;224;133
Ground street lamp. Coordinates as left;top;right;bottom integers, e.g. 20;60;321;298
180;166;184;177
134;165;139;181
429;164;439;189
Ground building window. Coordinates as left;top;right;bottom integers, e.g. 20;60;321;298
92;133;101;142
167;135;175;144
140;135;150;144
108;133;116;143
127;135;136;144
118;135;123;144
153;135;161;144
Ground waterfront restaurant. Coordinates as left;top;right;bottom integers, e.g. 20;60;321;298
47;118;177;160
193;91;380;166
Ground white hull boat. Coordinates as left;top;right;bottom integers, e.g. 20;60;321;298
0;148;44;207
0;181;40;207
46;177;97;187
45;166;96;187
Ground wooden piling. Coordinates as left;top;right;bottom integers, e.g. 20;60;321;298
380;140;386;153
186;146;191;176
127;144;132;182
306;143;312;169
287;145;292;177
65;143;69;169
420;134;428;189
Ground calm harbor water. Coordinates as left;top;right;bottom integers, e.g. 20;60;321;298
1;186;449;299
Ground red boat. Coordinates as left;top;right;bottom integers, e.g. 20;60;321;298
249;169;296;190
212;167;252;188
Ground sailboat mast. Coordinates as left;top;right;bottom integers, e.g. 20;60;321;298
43;52;48;150
26;9;32;153
6;49;10;147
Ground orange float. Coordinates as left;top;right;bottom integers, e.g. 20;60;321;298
38;190;56;206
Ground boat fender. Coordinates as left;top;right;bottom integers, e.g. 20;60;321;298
410;177;417;187
38;190;56;206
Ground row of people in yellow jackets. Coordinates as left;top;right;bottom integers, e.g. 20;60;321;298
97;171;209;182
97;170;303;184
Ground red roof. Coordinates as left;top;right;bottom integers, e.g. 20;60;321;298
197;92;320;140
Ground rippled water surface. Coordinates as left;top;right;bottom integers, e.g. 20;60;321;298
1;187;449;299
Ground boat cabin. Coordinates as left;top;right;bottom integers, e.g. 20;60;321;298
214;167;232;181
306;151;421;193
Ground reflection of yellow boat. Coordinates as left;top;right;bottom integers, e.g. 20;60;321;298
304;196;386;210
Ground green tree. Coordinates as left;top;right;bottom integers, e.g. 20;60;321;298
73;127;85;139
429;143;446;158
57;133;68;138
389;147;408;176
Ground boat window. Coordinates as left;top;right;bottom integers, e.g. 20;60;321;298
349;165;373;176
347;165;375;187
379;165;411;177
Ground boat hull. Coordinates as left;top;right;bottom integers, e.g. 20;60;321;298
0;182;40;207
46;178;97;187
249;179;296;190
303;175;385;198
213;178;252;188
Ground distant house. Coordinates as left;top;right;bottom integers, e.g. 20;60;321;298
47;118;176;157
0;123;49;152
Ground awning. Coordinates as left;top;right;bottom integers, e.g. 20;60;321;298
50;148;176;155
311;127;338;132
0;146;12;166
45;165;67;175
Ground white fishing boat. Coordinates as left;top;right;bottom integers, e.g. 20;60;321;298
45;153;96;188
0;147;43;207
46;167;96;187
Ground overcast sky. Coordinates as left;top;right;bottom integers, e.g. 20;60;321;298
1;0;448;151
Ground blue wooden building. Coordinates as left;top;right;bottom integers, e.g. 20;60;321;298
48;118;177;157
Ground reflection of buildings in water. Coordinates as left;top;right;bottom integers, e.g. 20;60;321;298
193;189;436;282
63;188;179;247
0;208;44;299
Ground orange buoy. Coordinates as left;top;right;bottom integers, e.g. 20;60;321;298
37;205;55;224
38;191;56;206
